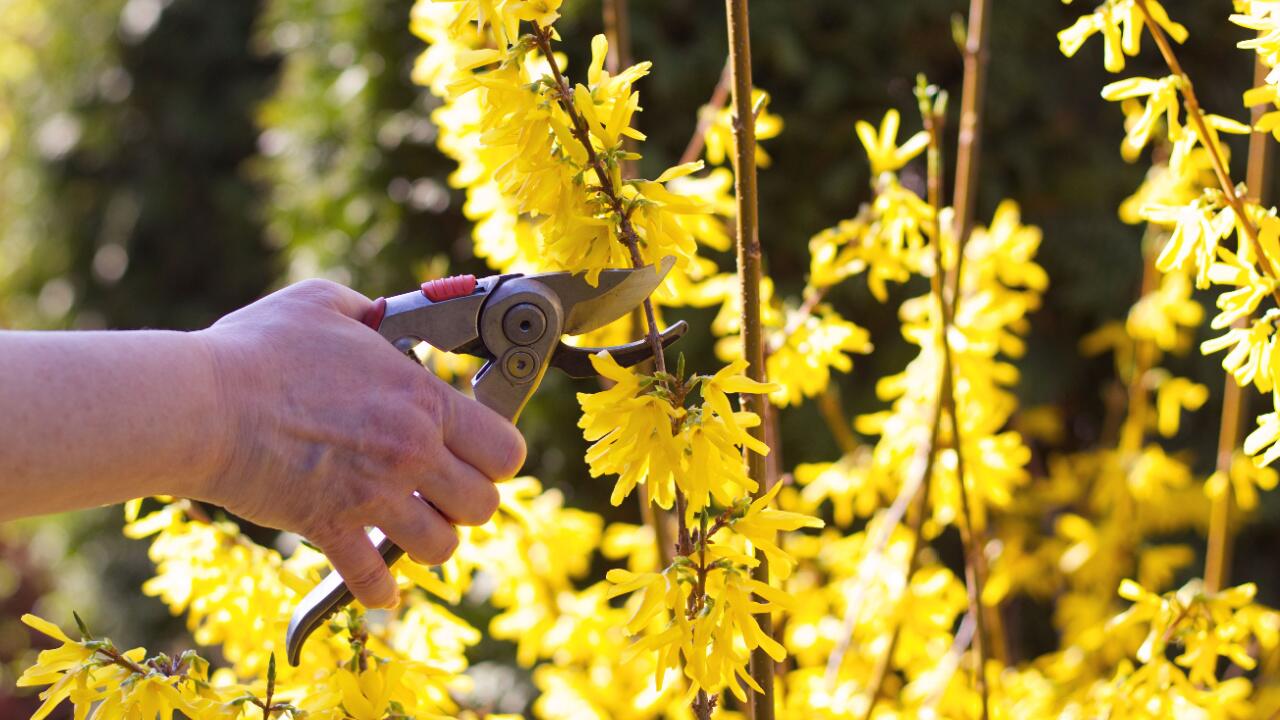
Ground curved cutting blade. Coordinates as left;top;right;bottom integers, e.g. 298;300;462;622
528;256;675;336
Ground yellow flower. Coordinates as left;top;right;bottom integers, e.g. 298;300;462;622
16;614;97;720
728;481;824;580
1205;451;1279;510
1126;270;1203;351
704;88;784;168
335;662;408;720
1154;376;1208;437
577;351;683;508
1101;75;1183;156
1058;0;1187;73
855;109;929;176
767;309;872;408
431;0;563;47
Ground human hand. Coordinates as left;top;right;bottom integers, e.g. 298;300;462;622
193;279;525;609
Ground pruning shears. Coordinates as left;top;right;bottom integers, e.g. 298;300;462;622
285;256;684;665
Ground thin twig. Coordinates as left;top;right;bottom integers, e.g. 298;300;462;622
1206;53;1273;592
817;385;859;455
924;611;977;711
602;0;632;78
824;433;929;688
680;61;734;166
859;101;954;719
1134;0;1280;307
947;0;1007;666
930;93;990;720
858;401;942;719
723;1;774;717
96;645;151;677
949;0;992;285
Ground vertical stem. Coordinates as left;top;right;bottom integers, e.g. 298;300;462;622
602;0;632;75
929;102;990;720
947;0;1007;665
604;0;636;181
680;61;734;166
859;401;942;720
1206;54;1272;593
949;0;992;286
1246;54;1276;207
1206;372;1246;592
817;385;859;456
724;1;772;717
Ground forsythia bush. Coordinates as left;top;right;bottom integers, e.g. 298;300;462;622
17;0;1280;717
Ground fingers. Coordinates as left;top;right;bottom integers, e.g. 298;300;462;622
440;388;527;481
311;527;399;609
420;453;500;526
377;495;459;567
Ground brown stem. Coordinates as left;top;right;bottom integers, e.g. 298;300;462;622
603;0;635;180
723;1;773;717
862;103;961;720
948;0;1008;663
817;385;859;455
1206;370;1247;592
928;99;990;720
770;286;829;354
1134;0;1280;307
948;0;992;295
1206;54;1273;593
96;645;151;677
602;0;632;77
680;61;734;166
530;31;706;701
1121;231;1162;453
859;396;943;719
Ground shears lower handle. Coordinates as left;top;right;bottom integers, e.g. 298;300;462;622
285;528;405;665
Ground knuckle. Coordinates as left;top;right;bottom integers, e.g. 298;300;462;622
382;427;426;476
334;481;386;525
303;516;346;548
413;374;448;425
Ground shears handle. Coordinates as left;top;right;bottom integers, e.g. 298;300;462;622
284;530;405;665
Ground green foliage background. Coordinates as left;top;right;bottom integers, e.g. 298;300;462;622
1;0;1275;714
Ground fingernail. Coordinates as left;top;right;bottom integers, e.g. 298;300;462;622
386;594;401;610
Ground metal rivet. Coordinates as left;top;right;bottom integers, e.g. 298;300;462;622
503;303;546;345
504;348;537;381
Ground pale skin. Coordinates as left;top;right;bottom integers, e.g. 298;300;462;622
0;279;526;610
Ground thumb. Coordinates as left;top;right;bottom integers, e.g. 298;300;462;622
311;528;399;609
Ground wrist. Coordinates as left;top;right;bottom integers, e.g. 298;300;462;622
184;328;239;504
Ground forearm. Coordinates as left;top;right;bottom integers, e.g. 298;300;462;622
0;330;225;520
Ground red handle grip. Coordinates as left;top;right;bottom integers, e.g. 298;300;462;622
361;297;387;330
